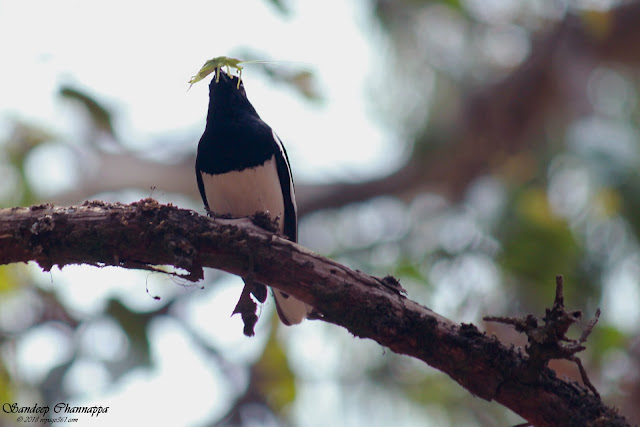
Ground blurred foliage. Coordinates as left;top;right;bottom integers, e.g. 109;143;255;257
2;120;54;206
105;299;153;373
0;356;11;403
59;86;116;139
620;175;640;238
1;0;640;426
580;9;615;40
236;48;322;102
253;321;297;412
0;265;20;294
266;0;290;16
499;187;583;307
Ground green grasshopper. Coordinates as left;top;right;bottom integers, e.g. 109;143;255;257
189;56;312;94
189;56;245;89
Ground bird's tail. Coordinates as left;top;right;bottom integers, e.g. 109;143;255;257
273;290;312;325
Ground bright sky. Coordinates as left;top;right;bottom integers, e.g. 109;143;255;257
0;0;401;185
0;1;410;426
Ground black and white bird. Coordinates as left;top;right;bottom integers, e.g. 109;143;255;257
195;69;311;326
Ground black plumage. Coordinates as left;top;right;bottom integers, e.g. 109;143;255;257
195;70;309;326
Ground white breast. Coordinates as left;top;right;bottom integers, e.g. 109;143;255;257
201;155;285;232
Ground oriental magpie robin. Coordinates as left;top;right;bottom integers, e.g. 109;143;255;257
196;69;311;326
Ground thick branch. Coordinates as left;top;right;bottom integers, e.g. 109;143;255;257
0;200;630;427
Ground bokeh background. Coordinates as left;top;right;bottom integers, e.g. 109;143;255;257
1;0;640;425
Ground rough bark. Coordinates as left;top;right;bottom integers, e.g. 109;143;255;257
0;200;630;427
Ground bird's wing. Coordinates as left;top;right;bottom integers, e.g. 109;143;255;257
270;130;297;242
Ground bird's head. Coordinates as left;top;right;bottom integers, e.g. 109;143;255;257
207;69;258;119
209;69;247;101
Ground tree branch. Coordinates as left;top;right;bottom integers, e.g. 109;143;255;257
0;200;630;426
